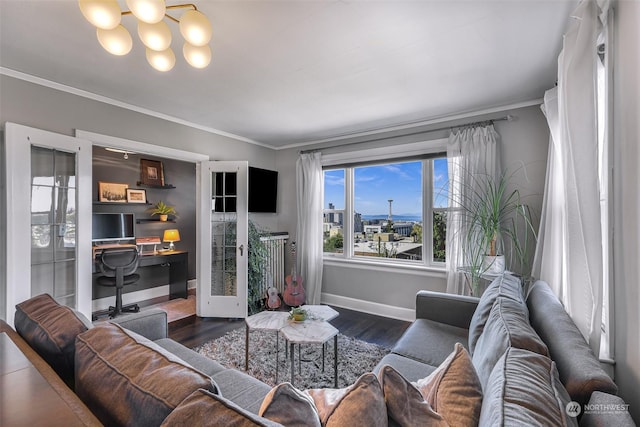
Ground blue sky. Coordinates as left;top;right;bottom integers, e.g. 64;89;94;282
324;159;449;216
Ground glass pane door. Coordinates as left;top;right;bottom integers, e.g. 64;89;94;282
211;171;238;298
198;161;248;318
31;147;78;308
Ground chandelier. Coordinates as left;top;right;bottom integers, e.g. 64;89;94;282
79;0;213;72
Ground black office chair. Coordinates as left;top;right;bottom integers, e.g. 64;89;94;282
96;247;141;318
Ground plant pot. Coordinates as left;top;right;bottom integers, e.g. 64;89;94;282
159;214;168;222
483;255;505;275
292;313;306;322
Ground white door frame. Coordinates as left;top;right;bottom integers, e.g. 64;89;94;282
5;123;92;325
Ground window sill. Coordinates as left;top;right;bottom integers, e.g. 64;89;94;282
323;256;446;278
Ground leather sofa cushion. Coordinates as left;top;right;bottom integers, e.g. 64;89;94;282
163;388;282;427
75;322;218;427
392;319;468;366
479;347;578;427
14;293;91;387
468;273;525;354
472;296;548;389
526;280;618;406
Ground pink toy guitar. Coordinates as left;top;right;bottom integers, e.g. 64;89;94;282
283;242;305;307
266;286;281;310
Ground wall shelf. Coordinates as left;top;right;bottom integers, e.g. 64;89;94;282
136;182;176;189
136;219;176;224
93;201;152;206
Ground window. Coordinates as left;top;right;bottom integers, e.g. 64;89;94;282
323;154;448;268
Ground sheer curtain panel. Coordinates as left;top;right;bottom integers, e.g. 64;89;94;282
446;125;500;295
296;152;324;304
532;0;606;356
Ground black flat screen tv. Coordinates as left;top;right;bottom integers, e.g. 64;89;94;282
92;213;135;242
248;167;278;213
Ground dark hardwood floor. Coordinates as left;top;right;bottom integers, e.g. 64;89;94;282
169;306;411;350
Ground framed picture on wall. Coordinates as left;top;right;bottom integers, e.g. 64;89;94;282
98;181;128;202
126;188;147;203
140;159;165;186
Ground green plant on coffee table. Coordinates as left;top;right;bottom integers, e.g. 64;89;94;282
288;307;308;321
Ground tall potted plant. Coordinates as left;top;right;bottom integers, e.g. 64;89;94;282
454;170;537;295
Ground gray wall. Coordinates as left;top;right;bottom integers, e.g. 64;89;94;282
613;0;640;421
276;104;550;313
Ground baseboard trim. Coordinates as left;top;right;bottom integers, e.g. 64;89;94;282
321;293;415;322
92;286;170;311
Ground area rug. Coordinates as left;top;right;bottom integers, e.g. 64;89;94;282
194;328;390;389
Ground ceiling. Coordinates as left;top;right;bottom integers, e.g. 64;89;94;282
0;0;577;149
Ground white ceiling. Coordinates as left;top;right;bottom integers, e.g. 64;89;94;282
0;0;577;148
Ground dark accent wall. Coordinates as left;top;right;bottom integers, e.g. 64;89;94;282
92;147;197;280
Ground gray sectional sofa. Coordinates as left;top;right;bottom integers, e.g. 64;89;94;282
375;274;635;426
3;274;636;426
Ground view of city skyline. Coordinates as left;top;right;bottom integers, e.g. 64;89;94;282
324;159;449;217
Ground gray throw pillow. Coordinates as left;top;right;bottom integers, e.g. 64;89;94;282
468;273;525;354
479;347;578;427
472;296;548;389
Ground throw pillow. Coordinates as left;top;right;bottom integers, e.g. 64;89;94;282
75;322;218;427
14;293;92;387
259;382;321;427
479;347;578;427
378;343;482;427
306;373;387;427
468;273;525;354
163;388;281;427
472;296;548;389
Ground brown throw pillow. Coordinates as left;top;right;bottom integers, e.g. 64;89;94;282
306;373;387;427
378;343;482;427
14;293;91;387
259;382;321;427
377;365;448;426
75;322;218;427
163;388;281;427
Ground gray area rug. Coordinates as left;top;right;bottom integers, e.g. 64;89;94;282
194;328;390;389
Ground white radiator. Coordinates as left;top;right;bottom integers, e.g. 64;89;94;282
258;232;289;298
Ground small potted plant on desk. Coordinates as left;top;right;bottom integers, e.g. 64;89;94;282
150;201;176;221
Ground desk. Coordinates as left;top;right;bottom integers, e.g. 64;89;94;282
92;250;188;301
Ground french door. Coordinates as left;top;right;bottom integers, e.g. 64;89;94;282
4;123;92;325
197;161;248;318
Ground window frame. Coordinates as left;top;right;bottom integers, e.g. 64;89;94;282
321;139;448;270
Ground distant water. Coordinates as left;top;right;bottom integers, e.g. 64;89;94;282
361;214;421;222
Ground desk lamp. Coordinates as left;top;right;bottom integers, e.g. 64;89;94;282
163;229;180;251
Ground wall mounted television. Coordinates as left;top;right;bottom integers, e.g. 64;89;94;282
92;213;135;242
248;167;278;213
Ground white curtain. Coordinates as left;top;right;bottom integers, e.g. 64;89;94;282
446;125;500;295
533;0;605;354
296;152;324;304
